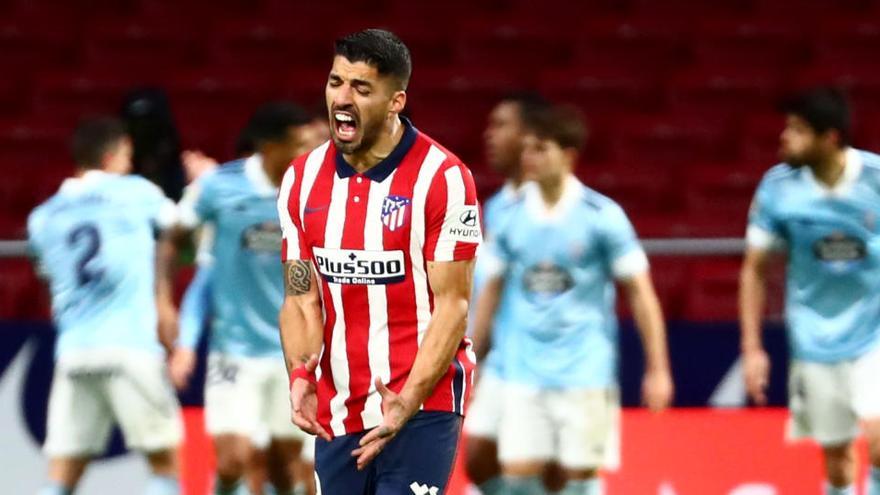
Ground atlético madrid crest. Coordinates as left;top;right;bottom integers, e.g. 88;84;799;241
382;195;411;232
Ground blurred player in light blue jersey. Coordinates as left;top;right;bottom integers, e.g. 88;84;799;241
28;117;183;495
473;106;673;495
463;93;554;495
741;88;880;495
172;102;322;495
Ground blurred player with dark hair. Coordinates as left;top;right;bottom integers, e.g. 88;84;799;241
741;87;880;495
171;102;320;495
473;105;673;495
278;28;482;494
465;91;553;495
28;117;182;495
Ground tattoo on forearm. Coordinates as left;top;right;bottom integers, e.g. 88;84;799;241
284;260;312;295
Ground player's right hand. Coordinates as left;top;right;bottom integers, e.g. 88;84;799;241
742;347;770;405
181;150;218;184
168;347;197;390
290;354;332;441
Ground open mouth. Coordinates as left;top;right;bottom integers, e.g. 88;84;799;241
333;111;358;142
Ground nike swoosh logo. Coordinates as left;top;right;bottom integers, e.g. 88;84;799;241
304;205;329;214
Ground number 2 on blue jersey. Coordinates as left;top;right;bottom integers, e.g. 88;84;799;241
67;223;104;287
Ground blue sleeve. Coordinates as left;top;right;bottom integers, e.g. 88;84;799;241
597;202;649;279
599;203;642;261
747;179;783;237
480;215;514;278
178;264;213;350
26;209;47;277
127;176;177;230
193;177;217;223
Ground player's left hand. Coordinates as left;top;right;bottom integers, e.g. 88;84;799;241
351;378;417;470
642;367;674;412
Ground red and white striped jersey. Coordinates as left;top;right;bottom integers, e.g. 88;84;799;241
277;119;481;437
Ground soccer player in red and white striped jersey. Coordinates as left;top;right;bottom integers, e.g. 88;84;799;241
276;29;481;494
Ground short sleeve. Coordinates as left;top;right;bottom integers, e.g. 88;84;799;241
598;202;649;280
26;209;47;277
746;181;785;251
277;165;312;262
424;163;482;262
136;178;178;230
179;180;213;229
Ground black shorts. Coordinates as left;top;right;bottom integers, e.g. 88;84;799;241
314;411;462;495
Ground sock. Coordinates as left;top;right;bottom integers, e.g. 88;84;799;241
504;476;546;495
825;482;854;495
868;466;880;495
478;477;505;495
560;478;603;495
145;475;179;495
214;478;242;495
37;485;73;495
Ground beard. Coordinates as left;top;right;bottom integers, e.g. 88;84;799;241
333;117;383;155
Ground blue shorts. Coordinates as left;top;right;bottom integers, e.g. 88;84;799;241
314;411;462;495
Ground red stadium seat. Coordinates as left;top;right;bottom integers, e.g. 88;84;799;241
753;0;875;16
666;69;787;119
0;17;79;76
408;67;521;117
739;112;784;166
454;21;574;75
278;68;332;108
573;17;690;76
0;259;48;320
31;73;135;124
0;123;69;169
629;213;697;238
537;69;665;117
684;167;761;223
608;114;738;167
812;19;880;69
682;259;742;321
0;78;27;118
629;0;755;18
82;17;200;75
582;167;681;217
208;19;336;71
690;18;808;72
797;66;880;115
643;257;692;320
854;110;880;152
165;72;281;148
0;213;26;239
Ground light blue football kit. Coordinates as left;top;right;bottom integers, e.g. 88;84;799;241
28;170;183;471
748;149;880;475
747;148;880;363
28;170;177;358
483;176;649;389
482;176;646;475
178;154;285;358
470;183;522;376
178;154;305;444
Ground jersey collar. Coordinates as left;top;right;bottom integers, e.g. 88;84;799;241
60;169;108;194
498;181;523;201
802;147;863;197
334;116;417;182
524;175;584;222
244;153;277;197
